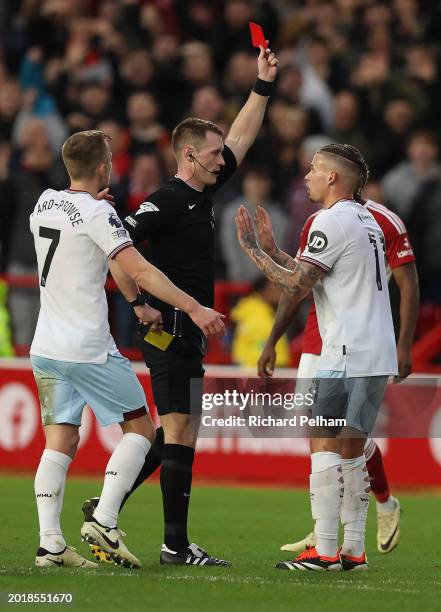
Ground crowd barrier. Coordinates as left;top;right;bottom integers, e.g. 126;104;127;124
1;359;440;488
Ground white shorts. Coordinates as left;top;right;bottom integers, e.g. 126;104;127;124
295;354;378;447
294;353;319;401
31;352;148;427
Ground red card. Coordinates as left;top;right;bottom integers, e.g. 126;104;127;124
249;21;268;49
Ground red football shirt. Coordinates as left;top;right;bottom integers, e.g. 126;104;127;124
299;200;416;355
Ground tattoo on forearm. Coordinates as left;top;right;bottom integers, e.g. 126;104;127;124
271;246;297;271
248;247;324;296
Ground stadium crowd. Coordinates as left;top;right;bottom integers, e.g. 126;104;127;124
0;0;440;352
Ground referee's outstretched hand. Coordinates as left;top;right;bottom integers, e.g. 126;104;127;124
188;305;226;337
257;44;278;83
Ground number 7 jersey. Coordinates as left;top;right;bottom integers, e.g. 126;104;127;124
29;188;132;363
299;199;398;377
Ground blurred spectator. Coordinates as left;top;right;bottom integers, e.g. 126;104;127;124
116;153;164;217
0;81;22;141
274;65;323;134
381;130;440;220
97;119;131;185
220;168;286;282
371;98;417;176
190;86;229;133
0;141;16;272
126;92;169;157
230;277;290;367
119;50;156;95
408;169;441;303
298;37;335;131
329;91;372;163
265;101;310;199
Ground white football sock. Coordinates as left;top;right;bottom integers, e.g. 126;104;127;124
93;433;151;528
310;452;343;558
341;455;370;557
35;449;72;553
363;438;377;462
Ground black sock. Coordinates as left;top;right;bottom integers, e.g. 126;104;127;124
160;443;195;552
119;427;164;511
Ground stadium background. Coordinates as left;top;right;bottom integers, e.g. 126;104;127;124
0;2;441;609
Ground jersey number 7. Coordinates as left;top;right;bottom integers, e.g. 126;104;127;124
39;226;61;287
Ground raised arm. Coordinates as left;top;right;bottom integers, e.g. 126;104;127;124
224;46;278;165
254;205;297;270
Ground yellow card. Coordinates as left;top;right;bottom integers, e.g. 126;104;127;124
144;329;174;351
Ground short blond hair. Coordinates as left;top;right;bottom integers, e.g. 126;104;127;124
171;117;223;156
62;130;110;180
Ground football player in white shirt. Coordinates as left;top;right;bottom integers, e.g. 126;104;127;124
236;143;397;571
31;130;225;569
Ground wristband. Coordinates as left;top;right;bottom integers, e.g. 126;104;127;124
129;294;147;308
253;78;273;97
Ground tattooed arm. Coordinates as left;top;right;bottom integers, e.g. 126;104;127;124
254;205;298;271
236;206;325;297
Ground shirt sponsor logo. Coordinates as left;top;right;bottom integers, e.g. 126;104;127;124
308;231;328;253
108;213;122;228
125;215;138;227
358;213;371;222
397;249;414;258
135;202;159;215
112;229;128;239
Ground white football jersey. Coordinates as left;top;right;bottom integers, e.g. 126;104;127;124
300;199;398;376
30;188;132;363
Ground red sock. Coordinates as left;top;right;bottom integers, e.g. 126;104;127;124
366;443;390;503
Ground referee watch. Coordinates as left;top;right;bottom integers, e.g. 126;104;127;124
129;294;147;308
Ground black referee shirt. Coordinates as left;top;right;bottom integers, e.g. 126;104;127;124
123;145;237;311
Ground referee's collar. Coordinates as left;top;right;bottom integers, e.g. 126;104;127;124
174;175;204;192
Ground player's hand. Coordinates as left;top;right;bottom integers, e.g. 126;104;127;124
235;205;259;254
97;187;115;206
394;342;412;382
255;206;278;257
134;304;163;333
257;343;277;378
189;305;226;337
257;45;278;82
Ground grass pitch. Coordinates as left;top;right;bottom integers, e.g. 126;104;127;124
0;474;439;612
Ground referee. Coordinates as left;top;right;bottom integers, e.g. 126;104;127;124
83;45;279;566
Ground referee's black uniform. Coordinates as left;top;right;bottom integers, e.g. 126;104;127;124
123;145;237;415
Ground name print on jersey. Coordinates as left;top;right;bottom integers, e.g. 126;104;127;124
35;198;84;227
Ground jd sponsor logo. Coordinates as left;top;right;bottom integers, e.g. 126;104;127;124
308;231;328;253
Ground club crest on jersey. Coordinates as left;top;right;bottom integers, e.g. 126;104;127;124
308;230;328;253
108;213;122;228
135;202;159;215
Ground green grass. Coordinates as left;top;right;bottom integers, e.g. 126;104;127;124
0;474;440;612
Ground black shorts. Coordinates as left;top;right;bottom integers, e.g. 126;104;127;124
139;319;205;416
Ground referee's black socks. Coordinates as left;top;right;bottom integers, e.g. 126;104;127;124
119;426;165;510
160;443;195;552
